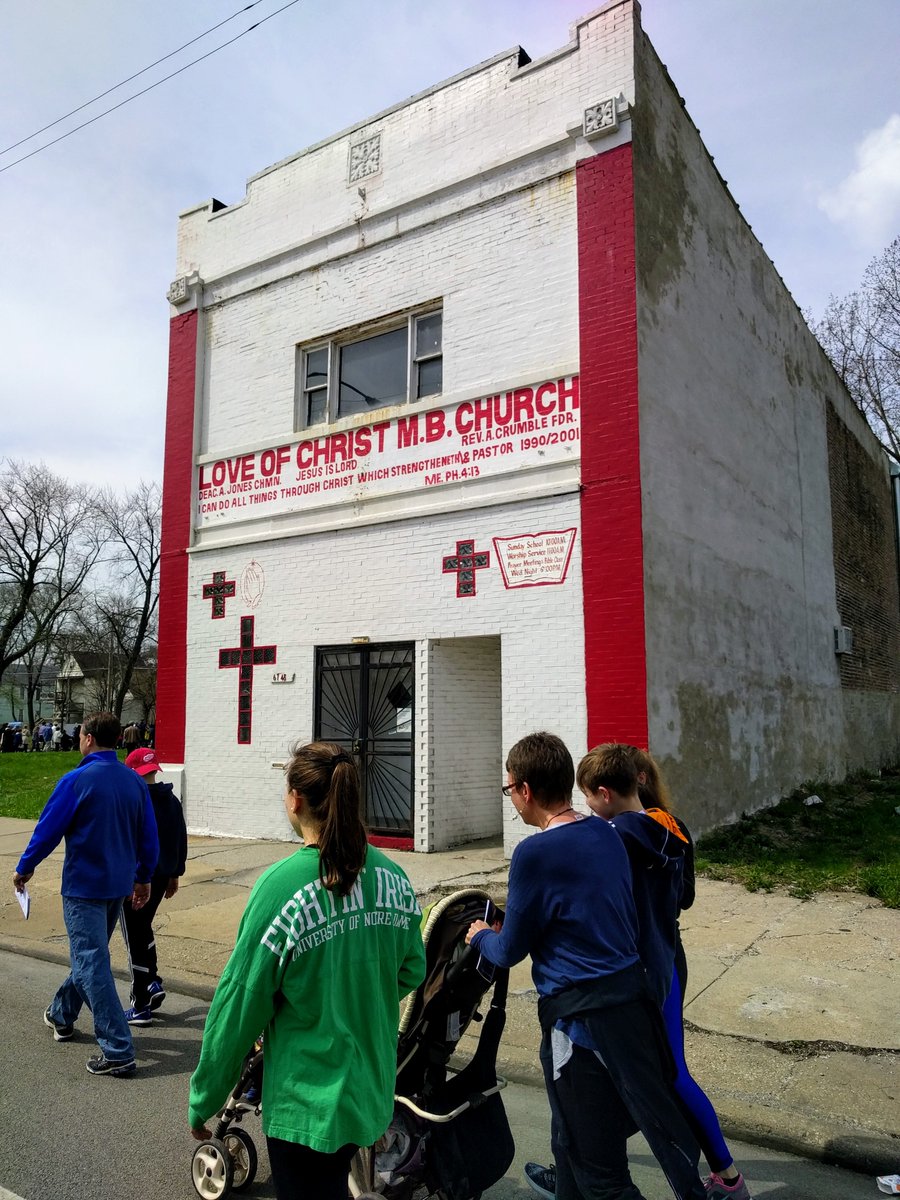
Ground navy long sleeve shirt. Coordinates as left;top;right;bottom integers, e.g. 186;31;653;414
470;817;640;997
608;809;687;1005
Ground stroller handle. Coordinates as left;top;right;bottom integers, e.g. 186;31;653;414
393;1076;507;1124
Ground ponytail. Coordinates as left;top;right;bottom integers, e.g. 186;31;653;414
627;746;673;812
285;741;368;896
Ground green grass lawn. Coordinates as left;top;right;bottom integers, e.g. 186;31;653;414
0;750;126;819
696;768;900;908
3;752;899;908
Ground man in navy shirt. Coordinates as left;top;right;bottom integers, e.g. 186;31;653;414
467;732;705;1200
13;711;159;1077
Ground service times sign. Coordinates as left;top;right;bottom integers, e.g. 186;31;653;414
197;375;580;527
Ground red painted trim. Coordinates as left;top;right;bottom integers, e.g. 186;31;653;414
156;311;197;763
577;144;648;749
368;835;414;851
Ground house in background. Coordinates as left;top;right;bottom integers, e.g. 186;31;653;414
0;663;58;725
55;651;150;726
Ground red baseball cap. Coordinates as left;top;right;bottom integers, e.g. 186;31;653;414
125;748;161;776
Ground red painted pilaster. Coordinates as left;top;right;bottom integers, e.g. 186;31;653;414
156;310;197;762
576;144;648;749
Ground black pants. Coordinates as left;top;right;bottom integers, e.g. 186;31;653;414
120;874;167;1009
265;1137;356;1200
540;1004;706;1200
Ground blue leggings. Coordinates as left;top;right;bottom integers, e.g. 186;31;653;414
662;947;733;1174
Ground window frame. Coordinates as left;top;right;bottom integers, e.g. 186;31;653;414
296;306;442;430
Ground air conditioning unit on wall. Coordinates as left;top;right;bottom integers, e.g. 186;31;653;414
834;626;854;655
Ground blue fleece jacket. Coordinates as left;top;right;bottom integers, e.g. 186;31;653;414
16;750;159;899
470;817;640;997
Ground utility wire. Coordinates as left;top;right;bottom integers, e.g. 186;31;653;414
0;0;268;157
0;0;303;176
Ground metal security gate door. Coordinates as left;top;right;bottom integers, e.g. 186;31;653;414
314;644;414;836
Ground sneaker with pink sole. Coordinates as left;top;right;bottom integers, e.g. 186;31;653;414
704;1172;753;1200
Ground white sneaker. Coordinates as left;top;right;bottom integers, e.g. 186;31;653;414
524;1162;556;1199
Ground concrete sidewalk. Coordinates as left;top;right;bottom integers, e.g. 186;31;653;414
1;818;897;1174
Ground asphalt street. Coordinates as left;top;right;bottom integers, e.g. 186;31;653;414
0;950;881;1200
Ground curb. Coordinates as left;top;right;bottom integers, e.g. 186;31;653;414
449;1040;899;1178
0;936;220;1005
4;937;896;1176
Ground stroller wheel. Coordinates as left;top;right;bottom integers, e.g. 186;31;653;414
191;1138;234;1199
224;1128;258;1191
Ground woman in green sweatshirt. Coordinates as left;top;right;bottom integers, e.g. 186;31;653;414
189;742;426;1200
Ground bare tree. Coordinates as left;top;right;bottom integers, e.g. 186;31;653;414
128;645;158;724
0;678;22;722
98;481;161;719
18;619;64;726
0;461;100;682
815;236;900;460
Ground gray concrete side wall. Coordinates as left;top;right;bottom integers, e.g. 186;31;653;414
632;25;900;831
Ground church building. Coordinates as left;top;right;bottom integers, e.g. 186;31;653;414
157;0;900;851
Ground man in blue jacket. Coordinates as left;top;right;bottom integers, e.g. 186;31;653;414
13;711;159;1077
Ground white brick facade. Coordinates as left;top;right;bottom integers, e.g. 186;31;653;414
164;6;637;851
185;495;585;850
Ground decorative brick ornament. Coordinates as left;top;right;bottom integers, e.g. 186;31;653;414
348;134;381;183
166;276;188;305
583;98;618;139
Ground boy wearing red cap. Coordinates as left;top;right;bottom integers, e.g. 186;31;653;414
122;748;188;1024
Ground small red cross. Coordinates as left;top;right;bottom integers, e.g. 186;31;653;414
203;570;236;619
442;539;490;598
218;615;277;744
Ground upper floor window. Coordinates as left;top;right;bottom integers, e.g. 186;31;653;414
298;308;442;428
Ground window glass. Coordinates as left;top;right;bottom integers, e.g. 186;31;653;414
299;309;442;428
305;347;328;387
417;357;442;398
306;389;328;425
338;327;408;417
415;312;442;357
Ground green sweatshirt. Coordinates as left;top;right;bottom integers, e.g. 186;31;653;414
189;845;426;1152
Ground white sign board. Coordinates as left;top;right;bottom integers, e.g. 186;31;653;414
197;375;580;528
493;529;577;589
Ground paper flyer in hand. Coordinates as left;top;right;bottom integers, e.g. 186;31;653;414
15;888;30;919
475;898;498;982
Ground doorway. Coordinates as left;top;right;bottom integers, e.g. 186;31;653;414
314;643;414;836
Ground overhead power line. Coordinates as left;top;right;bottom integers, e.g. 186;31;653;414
0;0;268;158
0;0;303;176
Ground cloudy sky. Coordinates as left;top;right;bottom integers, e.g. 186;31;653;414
2;0;899;491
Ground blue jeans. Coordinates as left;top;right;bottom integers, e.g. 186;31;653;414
49;896;134;1062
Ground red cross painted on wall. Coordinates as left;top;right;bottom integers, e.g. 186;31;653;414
442;539;491;598
218;616;277;744
203;570;236;619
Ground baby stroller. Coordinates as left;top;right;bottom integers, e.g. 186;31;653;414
190;1038;264;1198
190;888;513;1200
349;887;514;1199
